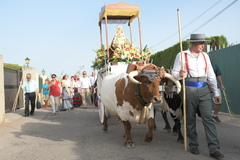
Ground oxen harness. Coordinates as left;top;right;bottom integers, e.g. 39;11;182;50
134;84;148;106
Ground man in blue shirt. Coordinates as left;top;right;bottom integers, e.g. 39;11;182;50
21;73;38;116
211;63;226;123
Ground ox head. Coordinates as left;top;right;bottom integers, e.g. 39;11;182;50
128;66;163;104
128;64;181;105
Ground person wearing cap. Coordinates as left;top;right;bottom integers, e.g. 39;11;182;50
172;34;224;159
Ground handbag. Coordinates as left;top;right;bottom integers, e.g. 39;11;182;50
37;101;41;109
36;94;41;109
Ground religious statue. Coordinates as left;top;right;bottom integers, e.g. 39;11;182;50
112;25;129;48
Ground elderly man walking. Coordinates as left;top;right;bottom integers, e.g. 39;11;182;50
172;34;224;159
21;73;38;117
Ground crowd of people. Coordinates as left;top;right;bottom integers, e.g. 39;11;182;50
21;71;97;117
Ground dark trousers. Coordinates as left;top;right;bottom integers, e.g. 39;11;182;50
90;87;94;103
25;92;36;115
186;85;220;153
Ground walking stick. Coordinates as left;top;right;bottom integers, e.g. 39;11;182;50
222;90;232;116
12;74;24;111
177;9;187;151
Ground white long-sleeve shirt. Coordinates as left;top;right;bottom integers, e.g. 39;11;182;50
80;77;91;89
172;49;219;97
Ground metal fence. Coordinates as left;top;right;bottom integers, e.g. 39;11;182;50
210;44;240;115
4;67;44;113
4;67;23;112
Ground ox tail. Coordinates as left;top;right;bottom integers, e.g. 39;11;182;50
153;99;183;119
168;107;183;120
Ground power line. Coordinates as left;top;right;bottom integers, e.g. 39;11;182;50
182;0;238;40
151;0;222;48
152;0;239;50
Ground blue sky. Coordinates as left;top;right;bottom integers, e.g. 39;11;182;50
0;0;239;78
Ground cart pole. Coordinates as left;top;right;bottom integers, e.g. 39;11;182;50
137;14;143;55
100;25;103;46
129;23;133;44
177;9;187;151
104;16;109;60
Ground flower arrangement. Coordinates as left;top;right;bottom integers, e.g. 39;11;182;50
111;43;151;63
91;44;151;70
91;45;107;70
111;43;140;63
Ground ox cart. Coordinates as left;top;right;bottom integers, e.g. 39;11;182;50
97;2;144;124
94;2;181;147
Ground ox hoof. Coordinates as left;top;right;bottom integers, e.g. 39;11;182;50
126;143;135;148
163;128;171;134
173;131;178;136
103;130;108;133
144;138;153;142
144;134;153;142
103;128;108;133
177;137;184;143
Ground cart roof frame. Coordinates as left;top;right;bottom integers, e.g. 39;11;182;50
98;2;140;26
99;2;143;59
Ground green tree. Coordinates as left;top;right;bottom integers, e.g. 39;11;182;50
208;35;228;51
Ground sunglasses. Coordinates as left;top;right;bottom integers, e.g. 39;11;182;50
52;77;56;78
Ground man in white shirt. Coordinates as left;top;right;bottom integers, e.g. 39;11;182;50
21;73;38;117
172;34;224;159
80;71;91;108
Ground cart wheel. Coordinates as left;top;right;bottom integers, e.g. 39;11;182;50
98;99;105;124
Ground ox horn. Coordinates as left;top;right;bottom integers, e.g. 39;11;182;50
128;71;141;84
164;73;181;94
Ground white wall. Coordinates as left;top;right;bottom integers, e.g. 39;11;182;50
0;55;5;124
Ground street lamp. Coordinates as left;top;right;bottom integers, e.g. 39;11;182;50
41;69;46;76
25;57;30;67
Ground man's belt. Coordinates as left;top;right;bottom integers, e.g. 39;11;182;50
185;81;207;87
26;92;35;94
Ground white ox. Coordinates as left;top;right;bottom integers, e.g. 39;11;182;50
97;64;181;147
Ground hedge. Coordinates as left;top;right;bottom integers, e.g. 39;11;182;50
4;63;22;70
150;41;189;69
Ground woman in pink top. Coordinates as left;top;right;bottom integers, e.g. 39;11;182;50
48;74;61;116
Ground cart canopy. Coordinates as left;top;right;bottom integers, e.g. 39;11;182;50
99;2;140;26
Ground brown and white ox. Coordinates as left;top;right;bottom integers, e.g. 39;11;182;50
98;64;181;147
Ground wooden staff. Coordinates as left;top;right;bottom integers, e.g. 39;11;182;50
222;90;232;116
12;74;24;111
177;9;187;151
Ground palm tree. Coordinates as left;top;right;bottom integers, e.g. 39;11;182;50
208;36;228;51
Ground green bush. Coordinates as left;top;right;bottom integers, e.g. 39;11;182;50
4;63;22;70
150;41;189;69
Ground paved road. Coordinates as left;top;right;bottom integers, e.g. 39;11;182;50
0;105;240;160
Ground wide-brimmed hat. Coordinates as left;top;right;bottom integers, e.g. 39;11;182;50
187;34;210;42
